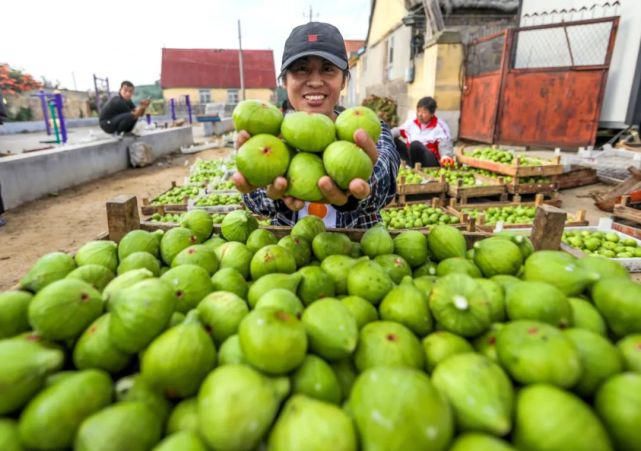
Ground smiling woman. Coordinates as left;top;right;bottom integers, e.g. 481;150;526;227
234;22;400;229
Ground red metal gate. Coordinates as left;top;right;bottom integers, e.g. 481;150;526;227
460;17;619;148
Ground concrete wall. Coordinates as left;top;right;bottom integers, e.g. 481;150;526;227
4;89;93;122
0;127;193;210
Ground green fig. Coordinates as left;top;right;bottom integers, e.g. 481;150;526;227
348;366;453;451
429;273;491;337
141;310;216;399
302;298;358;360
514;384;612;451
75;401;162;451
341;295;379;329
268;395;357;451
197;291;249;346
239;308;307;374
496;320;582;388
297;266;336;305
292;355;342;404
422;330;474;373
595;373;641;451
198;364;290;450
346;260;393;305
247;272;302;308
432;353;513;435
379;276;432;336
361;224;394;257
564;328;623;396
18;370;113;450
255;288;304;317
210;267;248;299
354;321;424;371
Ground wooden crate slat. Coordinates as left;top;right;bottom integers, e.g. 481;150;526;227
506;179;559;194
138;221;489;246
613;204;641;225
612;220;641;240
556;167;598;190
397;164;448;201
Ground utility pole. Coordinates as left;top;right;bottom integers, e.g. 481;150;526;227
237;19;245;102
305;5;318;22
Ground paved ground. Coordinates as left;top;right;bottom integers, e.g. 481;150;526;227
0;126;109;155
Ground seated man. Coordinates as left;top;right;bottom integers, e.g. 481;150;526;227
99;81;149;135
392;96;454;167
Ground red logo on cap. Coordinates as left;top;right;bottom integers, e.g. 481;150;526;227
307;34;318;42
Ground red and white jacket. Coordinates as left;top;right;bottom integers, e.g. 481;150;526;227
395;115;453;160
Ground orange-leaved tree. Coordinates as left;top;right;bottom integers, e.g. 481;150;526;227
0;64;42;95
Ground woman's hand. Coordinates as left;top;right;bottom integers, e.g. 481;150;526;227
232;130;305;211
318;129;378;206
232;128;379;210
440;156;455;168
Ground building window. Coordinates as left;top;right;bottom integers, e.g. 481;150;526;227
199;89;211;104
227;89;239;105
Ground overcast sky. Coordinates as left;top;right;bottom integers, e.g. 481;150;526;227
3;0;371;92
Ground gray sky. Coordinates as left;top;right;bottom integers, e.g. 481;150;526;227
3;0;371;91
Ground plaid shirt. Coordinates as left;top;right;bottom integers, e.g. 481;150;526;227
243;122;400;229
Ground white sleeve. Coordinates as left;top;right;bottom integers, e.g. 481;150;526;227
398;117;413;140
438;120;454;158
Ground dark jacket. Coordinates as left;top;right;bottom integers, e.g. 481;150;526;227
99;95;135;123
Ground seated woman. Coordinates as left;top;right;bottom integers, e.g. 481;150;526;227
392;96;454;168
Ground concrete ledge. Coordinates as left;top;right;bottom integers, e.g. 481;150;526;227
0;115;192;135
0;118;99;135
0;126;193;210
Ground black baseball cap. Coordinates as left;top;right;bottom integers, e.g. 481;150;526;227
281;22;349;72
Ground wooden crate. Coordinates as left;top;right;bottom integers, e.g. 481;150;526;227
594;167;641;212
382;197;475;232
141;181;192;215
613;195;641;226
396;163;448;204
446;194;587;232
556;166;598;190
446;174;507;202
465;167;558;195
505;177;559;195
612;220;641;240
455;147;564;177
